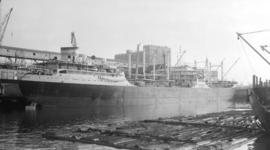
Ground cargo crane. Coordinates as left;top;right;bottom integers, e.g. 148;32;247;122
237;31;270;66
223;57;240;78
0;8;13;44
175;48;186;66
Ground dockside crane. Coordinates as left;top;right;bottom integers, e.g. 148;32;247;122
237;31;270;66
0;8;13;44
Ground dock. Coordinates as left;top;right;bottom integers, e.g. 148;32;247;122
43;110;262;150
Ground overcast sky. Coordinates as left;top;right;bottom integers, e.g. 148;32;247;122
2;0;270;84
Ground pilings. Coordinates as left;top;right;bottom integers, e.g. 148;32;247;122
252;75;270;88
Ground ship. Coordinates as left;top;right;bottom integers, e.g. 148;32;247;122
0;32;250;120
0;57;250;120
0;63;26;105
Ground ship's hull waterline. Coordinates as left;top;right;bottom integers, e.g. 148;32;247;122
11;79;250;120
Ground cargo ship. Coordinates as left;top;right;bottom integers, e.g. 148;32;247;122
0;57;250;120
0;32;250;120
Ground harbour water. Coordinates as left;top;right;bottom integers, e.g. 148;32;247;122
1;105;270;150
0;107;127;150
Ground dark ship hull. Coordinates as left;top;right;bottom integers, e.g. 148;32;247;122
17;80;250;120
1;83;22;97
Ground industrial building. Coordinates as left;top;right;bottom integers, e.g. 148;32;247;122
114;45;171;69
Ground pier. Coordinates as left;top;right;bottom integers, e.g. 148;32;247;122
0;45;61;61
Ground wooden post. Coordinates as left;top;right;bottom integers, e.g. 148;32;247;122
252;75;256;88
255;76;258;87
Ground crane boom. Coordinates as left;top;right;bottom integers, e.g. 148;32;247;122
175;50;186;66
223;57;240;78
237;32;270;66
260;45;270;55
0;8;13;44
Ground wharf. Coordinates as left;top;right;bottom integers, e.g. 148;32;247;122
43;110;262;150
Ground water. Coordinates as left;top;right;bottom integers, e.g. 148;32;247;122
1;107;270;150
0;107;124;150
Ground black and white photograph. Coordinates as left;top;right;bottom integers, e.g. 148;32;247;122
1;0;270;149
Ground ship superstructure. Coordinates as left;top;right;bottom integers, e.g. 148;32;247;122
16;61;132;87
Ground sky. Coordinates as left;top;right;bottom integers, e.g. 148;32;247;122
2;0;270;85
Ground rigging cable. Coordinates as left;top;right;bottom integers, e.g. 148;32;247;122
241;29;270;35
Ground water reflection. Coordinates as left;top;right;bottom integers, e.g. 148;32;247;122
2;105;173;149
0;108;114;149
1;106;270;149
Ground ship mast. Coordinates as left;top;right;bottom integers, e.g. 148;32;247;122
237;32;270;66
135;43;140;80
